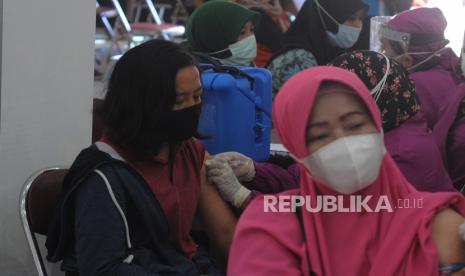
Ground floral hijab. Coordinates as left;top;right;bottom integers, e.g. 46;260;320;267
329;50;421;132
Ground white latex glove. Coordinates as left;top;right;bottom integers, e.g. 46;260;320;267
205;158;251;208
214;152;255;182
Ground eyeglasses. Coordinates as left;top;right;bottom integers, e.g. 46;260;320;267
439;263;465;276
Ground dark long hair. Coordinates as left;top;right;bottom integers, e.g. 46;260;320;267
102;39;199;158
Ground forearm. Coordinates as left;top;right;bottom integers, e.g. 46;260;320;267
250;162;300;194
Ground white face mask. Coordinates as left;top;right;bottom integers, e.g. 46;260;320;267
222;35;257;66
314;0;361;49
299;133;386;194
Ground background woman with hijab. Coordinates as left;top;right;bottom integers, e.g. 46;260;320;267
206;51;456;212
46;40;236;275
186;0;260;66
232;0;291;67
330;50;455;192
382;7;464;129
266;0;368;96
227;66;465;275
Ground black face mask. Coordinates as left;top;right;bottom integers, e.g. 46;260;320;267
111;104;201;159
161;104;202;142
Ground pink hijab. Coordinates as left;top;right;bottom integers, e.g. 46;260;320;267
228;66;465;276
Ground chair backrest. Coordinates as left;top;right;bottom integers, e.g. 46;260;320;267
96;1;117;38
143;0;163;25
109;0;168;31
110;0;133;32
19;167;69;276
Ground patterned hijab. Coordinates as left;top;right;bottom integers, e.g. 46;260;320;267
329;50;421;132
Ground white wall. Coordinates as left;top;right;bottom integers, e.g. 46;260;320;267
426;0;465;56
0;0;95;275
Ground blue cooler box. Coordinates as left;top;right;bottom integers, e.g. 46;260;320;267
198;65;272;161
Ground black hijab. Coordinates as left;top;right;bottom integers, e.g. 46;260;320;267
276;0;368;65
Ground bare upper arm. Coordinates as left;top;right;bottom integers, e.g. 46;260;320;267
197;152;237;262
433;208;465;265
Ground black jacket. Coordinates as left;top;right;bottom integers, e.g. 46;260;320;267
46;145;213;275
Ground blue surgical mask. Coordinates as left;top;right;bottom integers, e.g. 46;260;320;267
314;0;361;49
326;25;361;49
222;35;257;66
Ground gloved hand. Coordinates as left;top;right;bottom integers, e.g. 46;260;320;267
214;152;255;182
205;158;251;208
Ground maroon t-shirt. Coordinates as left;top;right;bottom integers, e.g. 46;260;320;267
101;135;206;259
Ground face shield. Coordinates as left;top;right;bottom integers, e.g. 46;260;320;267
379;25;412;57
370;17;411;57
379;26;448;59
370;16;395;53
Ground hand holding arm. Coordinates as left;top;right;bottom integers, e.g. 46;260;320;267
205;158;252;209
214;152;256;182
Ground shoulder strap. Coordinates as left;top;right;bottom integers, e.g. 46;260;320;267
193;52;223;66
94;169;134;264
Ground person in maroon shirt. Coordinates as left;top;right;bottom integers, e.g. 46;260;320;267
48;39;236;275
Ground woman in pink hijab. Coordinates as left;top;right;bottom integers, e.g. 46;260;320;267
228;66;465;275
